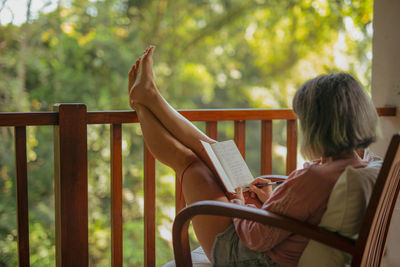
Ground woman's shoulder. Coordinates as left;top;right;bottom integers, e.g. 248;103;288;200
285;161;325;182
284;158;356;187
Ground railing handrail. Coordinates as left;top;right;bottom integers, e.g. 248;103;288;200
0;107;396;126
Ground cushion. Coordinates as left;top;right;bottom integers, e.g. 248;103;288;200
162;246;211;267
298;157;382;267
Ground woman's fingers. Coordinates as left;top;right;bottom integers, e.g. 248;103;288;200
235;187;243;195
234;187;244;202
249;185;271;203
250;185;266;195
226;192;235;201
251;177;271;185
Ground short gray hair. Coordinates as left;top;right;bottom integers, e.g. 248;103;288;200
293;73;379;160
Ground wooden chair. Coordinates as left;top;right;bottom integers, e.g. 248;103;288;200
172;134;400;267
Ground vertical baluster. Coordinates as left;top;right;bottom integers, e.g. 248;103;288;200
206;121;218;140
53;104;88;266
286;120;297;175
144;145;156;267
15;126;30;267
261;120;273;175
234;120;246;159
111;124;123;267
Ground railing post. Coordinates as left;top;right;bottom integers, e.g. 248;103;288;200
206;121;218;140
14;126;30;267
53;104;88;267
144;145;156;267
261;120;273;175
286;119;297;175
234;120;246;159
111;124;123;267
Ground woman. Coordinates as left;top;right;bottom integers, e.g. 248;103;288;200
128;46;379;266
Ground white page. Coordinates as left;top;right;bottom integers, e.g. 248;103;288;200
211;140;254;191
200;141;235;192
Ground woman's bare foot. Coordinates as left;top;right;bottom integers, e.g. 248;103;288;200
128;46;158;110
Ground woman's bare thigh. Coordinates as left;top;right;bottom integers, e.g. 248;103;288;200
179;158;232;260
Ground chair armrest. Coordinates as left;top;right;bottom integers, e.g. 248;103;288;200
259;174;288;182
173;200;355;267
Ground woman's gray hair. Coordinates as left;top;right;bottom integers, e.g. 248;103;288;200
293;72;379;160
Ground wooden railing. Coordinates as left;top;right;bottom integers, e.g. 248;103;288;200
0;105;396;267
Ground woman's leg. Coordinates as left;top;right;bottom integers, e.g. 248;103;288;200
134;103;232;259
128;46;216;169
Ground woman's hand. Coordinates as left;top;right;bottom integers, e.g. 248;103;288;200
249;177;273;203
231;187;245;202
229;188;263;208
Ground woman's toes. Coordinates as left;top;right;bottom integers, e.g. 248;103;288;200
133;65;138;79
148;46;155;56
142;46;155;62
129;64;135;75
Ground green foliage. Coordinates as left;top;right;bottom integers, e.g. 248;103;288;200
0;0;373;265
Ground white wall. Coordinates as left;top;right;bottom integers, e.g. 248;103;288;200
371;0;400;155
371;0;400;266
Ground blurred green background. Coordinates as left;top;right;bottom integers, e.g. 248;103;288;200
0;0;373;266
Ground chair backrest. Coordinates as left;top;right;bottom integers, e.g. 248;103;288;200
353;134;400;266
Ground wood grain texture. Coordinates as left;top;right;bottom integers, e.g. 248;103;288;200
87;107;395;124
53;104;88;267
0;107;395;126
86;109;297;124
286;120;297;175
14;126;30;267
234;120;246;159
144;145;156;267
355;134;400;266
111;124;123;267
376;107;397;116
261;120;273;175
87;111;139;124
0;112;58;126
205;121;218;140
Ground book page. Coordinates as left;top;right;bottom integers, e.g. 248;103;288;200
200;141;235;192
211;140;254;191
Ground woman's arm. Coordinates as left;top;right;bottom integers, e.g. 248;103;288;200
231;169;311;251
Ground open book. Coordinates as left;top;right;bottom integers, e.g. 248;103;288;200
200;140;255;193
201;140;288;193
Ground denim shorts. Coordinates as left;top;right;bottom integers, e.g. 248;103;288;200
211;224;284;267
